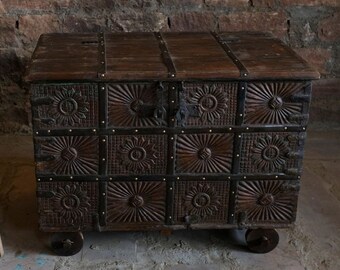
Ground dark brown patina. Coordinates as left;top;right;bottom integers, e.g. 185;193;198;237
26;31;319;255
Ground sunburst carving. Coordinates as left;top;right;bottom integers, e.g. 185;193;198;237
251;135;290;171
108;83;160;127
244;82;304;124
176;133;233;173
37;182;98;230
39;136;99;175
106;182;166;223
236;180;298;222
49;87;89;125
183;183;221;219
53;184;90;225
188;84;228;123
118;136;158;173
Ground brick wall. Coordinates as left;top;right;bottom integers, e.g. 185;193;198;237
0;0;339;133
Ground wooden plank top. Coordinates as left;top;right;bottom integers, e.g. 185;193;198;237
25;32;320;82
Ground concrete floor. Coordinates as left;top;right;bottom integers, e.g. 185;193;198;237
0;130;339;270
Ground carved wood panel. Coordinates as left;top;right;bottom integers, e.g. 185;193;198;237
180;82;237;126
35;136;99;175
108;135;167;175
240;132;304;174
107;83;167;127
37;182;98;231
32;84;98;129
244;82;307;125
106;181;166;227
175;133;233;173
235;180;299;224
173;181;229;224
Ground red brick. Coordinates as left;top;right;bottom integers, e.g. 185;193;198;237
0;17;20;48
294;47;332;75
112;12;168;31
0;2;5;13
19;15;62;46
219;11;287;39
204;0;248;8
159;0;203;8
113;0;159;9
318;12;340;42
63;16;106;32
280;0;339;6
1;0;71;12
250;0;278;8
169;12;216;31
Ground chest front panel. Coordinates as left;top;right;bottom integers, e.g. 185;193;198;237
32;80;309;230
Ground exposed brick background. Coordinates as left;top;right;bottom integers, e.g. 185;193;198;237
0;0;339;133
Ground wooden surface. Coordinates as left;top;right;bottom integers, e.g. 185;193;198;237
25;32;320;82
28;32;316;247
0;234;3;257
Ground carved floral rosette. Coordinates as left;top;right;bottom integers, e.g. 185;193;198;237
32;84;98;129
182;82;238;126
251;134;290;171
37;182;98;231
183;183;221;220
108;135;166;175
240;132;302;174
174;181;229;224
53;184;91;225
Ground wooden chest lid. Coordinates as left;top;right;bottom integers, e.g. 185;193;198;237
25;32;320;82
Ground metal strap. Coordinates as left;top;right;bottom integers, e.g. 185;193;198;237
154;32;176;78
98;32;106;78
211;32;249;78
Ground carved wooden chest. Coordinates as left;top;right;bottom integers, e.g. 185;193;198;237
25;32;319;255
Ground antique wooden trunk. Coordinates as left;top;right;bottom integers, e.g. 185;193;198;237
25;32;319;255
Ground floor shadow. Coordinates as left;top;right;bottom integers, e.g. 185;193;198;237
1;162;50;256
